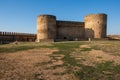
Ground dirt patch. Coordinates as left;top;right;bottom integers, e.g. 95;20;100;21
0;48;75;80
74;49;120;66
0;48;58;80
88;50;120;64
80;45;91;48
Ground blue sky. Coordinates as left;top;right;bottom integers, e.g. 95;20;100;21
0;0;120;34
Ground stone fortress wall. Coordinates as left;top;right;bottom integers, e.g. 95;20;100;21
0;31;36;44
0;13;107;44
56;21;84;40
37;13;107;42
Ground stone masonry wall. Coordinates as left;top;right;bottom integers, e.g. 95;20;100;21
37;15;56;42
84;14;107;39
56;21;85;40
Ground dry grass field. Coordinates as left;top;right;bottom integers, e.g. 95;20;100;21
0;41;120;80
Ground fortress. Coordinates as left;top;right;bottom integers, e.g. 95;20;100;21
0;13;107;44
37;13;107;42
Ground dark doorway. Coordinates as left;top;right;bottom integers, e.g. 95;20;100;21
64;37;67;39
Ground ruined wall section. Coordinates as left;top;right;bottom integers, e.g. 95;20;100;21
56;21;85;40
84;14;107;39
37;15;56;42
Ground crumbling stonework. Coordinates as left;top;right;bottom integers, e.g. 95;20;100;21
37;13;107;42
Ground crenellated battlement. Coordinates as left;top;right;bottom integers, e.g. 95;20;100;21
56;20;84;27
0;31;36;44
37;15;56;19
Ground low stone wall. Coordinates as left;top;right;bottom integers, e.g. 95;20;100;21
0;31;36;44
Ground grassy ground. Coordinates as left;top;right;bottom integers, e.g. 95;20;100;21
0;42;53;53
0;41;120;80
49;41;120;80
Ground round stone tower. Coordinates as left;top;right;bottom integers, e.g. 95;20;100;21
37;15;56;42
84;13;107;39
